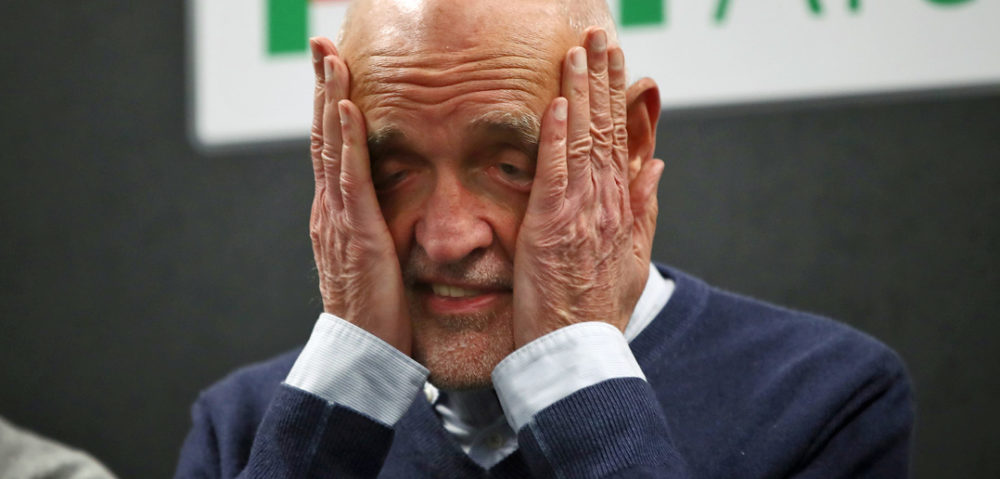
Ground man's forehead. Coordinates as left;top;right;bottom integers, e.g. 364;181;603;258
338;0;581;151
340;0;574;60
339;2;572;128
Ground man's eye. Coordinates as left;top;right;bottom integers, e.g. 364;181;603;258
374;170;408;191
491;162;533;191
499;163;521;177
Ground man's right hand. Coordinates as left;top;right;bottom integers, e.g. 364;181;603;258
308;37;412;355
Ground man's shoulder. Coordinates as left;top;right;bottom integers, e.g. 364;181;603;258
193;348;303;422
655;263;904;367
644;265;914;474
648;263;910;399
714;278;902;372
176;349;305;476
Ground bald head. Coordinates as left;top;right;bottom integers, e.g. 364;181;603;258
333;0;620;121
338;0;616;51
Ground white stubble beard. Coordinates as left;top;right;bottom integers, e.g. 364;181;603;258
403;249;516;390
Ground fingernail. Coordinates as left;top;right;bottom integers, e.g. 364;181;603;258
609;48;623;71
570;48;586;73
554;98;567;121
324;57;333;79
591;30;606;53
309;39;320;62
338;102;350;126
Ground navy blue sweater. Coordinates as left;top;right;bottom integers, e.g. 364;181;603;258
175;265;913;478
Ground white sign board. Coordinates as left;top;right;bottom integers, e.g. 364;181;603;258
188;0;1000;148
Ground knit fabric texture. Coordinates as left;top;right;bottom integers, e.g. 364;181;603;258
174;265;914;478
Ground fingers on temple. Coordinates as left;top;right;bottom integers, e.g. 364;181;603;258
584;28;612;169
563;46;592;193
531;97;569;213
310;38;338;182
322;55;350;210
608;46;628;175
337;100;380;222
310;37;338;83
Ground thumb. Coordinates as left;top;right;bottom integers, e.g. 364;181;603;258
629;158;664;259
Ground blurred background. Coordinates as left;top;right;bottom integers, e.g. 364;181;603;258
1;1;998;477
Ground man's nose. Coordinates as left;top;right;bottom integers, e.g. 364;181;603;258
414;175;493;264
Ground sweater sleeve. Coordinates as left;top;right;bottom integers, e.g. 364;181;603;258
238;384;397;478
513;365;912;479
506;328;913;478
515;377;692;478
175;315;428;479
175;384;398;479
493;321;692;478
174;396;221;479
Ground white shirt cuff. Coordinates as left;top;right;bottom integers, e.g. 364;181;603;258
492;322;645;432
285;313;428;426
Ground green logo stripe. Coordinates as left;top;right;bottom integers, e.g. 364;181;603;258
714;0;730;22
268;0;308;54
621;0;665;26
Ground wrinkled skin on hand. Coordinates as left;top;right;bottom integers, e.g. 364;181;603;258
308;38;411;354
512;28;663;348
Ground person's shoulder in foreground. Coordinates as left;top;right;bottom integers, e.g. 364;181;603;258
176;264;913;478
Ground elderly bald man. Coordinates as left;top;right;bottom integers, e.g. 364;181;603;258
175;0;913;477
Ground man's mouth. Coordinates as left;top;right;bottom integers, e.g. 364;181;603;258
416;282;511;315
430;284;484;298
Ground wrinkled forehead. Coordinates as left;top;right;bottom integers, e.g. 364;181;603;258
339;0;576;118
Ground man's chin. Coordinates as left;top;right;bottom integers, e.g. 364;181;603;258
411;312;514;391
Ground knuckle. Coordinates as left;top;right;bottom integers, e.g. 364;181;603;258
339;172;358;191
588;74;609;91
568;135;592;155
548;168;569;191
310;133;324;153
309;215;324;241
611;101;627;119
590;125;613;148
320;148;339;164
598;210;619;234
613;124;628;145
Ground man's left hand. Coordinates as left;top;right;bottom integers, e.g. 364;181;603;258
512;28;663;347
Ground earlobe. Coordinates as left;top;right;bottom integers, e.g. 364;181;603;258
625;78;661;181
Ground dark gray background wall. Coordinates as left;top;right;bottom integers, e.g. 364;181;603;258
1;1;997;477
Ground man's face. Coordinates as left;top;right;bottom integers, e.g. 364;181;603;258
340;0;576;388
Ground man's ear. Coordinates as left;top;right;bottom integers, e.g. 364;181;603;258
625;77;661;181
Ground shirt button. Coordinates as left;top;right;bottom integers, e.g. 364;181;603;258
423;383;438;404
486;435;504;449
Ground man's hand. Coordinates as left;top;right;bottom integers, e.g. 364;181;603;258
512;28;664;347
308;37;412;354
